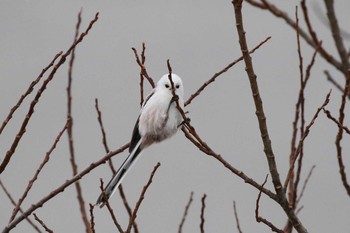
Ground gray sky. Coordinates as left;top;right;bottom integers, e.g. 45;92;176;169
1;0;350;232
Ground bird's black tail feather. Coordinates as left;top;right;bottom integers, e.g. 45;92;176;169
97;140;142;207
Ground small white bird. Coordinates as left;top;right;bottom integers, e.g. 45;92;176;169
97;74;185;207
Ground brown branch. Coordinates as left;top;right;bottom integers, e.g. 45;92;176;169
324;0;349;71
184;36;271;106
323;108;350;134
132;45;155;88
284;90;332;188
178;192;194;233
33;213;53;233
233;201;243;233
255;175;284;233
335;70;350;196
9;121;69;222
3;142;129;233
126;162;161;233
296;165;316;206
200;194;207;233
0;12;100;175
88;204;96;233
94;98;117;174
99;179;124;233
232;1;308;232
288;7;304;214
66;10;91;233
139;43;146;106
0;51;62;135
0;180;42;233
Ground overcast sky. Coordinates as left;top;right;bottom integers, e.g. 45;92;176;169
1;1;350;232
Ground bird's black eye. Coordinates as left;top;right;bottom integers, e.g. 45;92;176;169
175;84;180;89
165;84;170;88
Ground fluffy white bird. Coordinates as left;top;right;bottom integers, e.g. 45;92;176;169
97;74;185;207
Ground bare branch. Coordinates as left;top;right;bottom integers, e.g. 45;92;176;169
89;204;96;233
132;45;155;88
233;201;243;233
126;162;161;233
99;179;124;233
323;108;350;134
185;36;271;106
200;194;207;233
255;175;284;233
33;213;54;233
323;0;349;70
178;192;194;233
334;70;350;196
284;90;332;188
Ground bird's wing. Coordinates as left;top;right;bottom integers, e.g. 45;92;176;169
129;89;155;153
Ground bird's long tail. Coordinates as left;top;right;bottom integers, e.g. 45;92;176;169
96;139;142;207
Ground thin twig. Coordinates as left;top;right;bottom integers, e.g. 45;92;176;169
126;162;161;233
335;70;350;196
284;90;332;188
132;45;155;88
0;180;42;233
95;98;117;174
178;192;194;233
33;213;53;233
9;121;69;222
200;194;207;233
323;108;350;134
88;204;96;233
99;179;124;233
323;0;349;71
296;165;316;205
255;175;284;233
0;12;100;175
185;36;271;106
0;51;62;135
233;201;243;233
66;10;91;233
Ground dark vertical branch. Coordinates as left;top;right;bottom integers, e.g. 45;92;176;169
231;1;308;232
66;10;91;233
178;192;194;233
233;201;243;233
88;204;96;233
200;194;207;233
335;70;350;196
324;0;349;71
